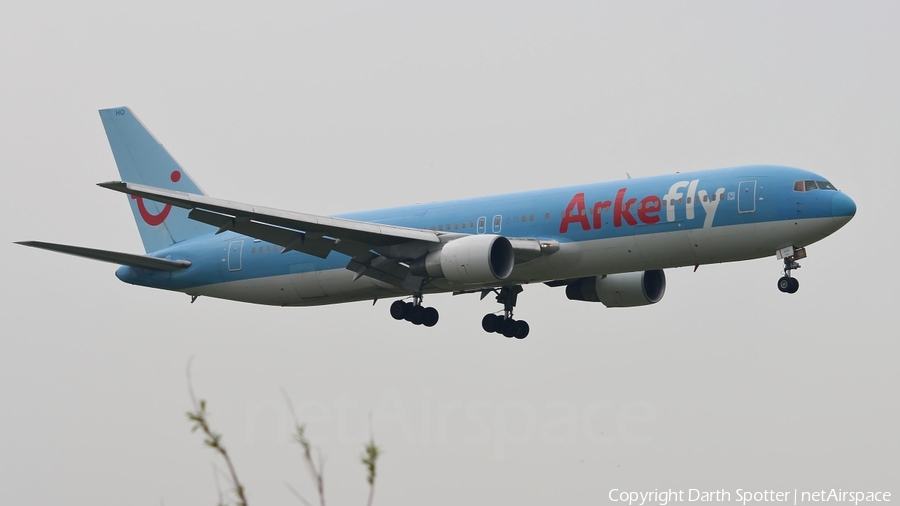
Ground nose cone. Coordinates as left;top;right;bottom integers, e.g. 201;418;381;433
832;191;856;226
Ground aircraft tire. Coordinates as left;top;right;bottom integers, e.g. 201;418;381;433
501;318;517;338
423;307;439;327
777;277;791;293
788;278;800;293
514;320;530;339
409;305;425;325
482;314;500;333
390;300;408;320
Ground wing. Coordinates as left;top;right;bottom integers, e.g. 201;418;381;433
98;181;558;290
99;181;446;290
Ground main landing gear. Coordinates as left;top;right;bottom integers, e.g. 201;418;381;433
776;246;806;294
481;285;530;339
390;294;439;327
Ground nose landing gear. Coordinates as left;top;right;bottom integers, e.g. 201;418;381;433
390;294;439;327
481;285;530;339
776;246;805;294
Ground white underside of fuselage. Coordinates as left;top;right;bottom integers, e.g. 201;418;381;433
184;217;840;307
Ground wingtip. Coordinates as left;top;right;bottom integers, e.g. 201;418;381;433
97;180;127;190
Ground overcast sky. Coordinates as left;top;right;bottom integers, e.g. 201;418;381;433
2;2;897;505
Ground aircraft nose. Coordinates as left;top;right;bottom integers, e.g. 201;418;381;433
831;191;856;226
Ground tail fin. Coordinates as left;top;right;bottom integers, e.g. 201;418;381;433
99;107;214;253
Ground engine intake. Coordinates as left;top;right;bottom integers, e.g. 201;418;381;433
409;235;514;284
565;270;666;307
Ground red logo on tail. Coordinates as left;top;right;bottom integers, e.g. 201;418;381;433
132;196;172;226
132;170;181;226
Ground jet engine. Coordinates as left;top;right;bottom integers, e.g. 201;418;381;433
565;270;666;307
409;235;515;284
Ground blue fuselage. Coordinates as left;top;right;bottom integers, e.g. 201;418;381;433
116;165;855;306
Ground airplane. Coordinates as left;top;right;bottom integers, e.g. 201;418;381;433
17;107;857;339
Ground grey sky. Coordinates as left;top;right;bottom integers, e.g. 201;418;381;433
2;1;897;505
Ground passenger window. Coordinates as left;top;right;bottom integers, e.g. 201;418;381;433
438;225;443;231
529;215;534;221
461;222;466;229
545;213;550;219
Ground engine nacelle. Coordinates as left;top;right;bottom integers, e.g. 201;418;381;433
565;270;666;307
409;235;514;284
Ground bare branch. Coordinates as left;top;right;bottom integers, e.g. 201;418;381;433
285;482;314;506
186;357;248;506
361;426;381;506
282;388;326;506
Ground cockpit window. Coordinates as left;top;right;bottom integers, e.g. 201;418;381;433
793;180;838;192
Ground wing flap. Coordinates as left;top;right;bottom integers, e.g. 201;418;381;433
16;241;191;271
346;253;424;292
188;208;376;259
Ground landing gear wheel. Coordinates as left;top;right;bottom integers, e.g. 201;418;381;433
408;305;425;325
423;307;439;327
777;277;791;293
390;300;408;320
514;320;530;339
482;314;500;333
787;277;799;294
501;318;518;338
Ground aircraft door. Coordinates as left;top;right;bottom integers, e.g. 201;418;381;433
492;215;502;233
738;180;757;213
227;240;244;271
477;216;487;234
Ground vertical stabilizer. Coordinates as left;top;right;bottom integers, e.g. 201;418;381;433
99;107;214;253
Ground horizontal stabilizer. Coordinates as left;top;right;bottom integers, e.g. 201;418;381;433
15;241;191;271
